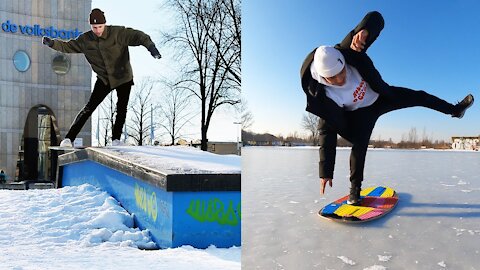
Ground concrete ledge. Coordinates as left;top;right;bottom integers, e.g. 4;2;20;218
57;148;240;191
0;181;56;190
0;182;27;190
56;146;241;249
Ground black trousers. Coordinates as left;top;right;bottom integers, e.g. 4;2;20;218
344;86;455;188
65;79;133;142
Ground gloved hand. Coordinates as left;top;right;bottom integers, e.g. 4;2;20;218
148;45;162;59
42;36;54;47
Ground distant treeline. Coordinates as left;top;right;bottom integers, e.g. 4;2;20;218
242;130;451;149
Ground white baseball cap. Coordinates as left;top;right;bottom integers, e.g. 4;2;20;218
313;46;345;78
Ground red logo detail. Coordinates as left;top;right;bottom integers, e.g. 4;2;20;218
353;80;366;102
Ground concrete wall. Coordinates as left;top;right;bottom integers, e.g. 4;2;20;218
208;142;240;155
0;0;92;180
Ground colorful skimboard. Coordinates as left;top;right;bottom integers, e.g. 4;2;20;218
319;186;398;223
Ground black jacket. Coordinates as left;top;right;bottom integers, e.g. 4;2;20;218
299;11;387;178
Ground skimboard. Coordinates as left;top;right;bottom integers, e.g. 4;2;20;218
319;186;398;223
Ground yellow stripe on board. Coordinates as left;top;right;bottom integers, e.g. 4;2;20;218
334;204;375;218
360;186;396;198
380;187;395;198
360;187;376;196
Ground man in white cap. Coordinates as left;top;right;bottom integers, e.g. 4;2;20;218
300;11;474;205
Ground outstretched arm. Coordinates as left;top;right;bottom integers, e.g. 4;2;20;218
336;11;385;53
118;27;161;59
43;36;83;53
318;119;337;194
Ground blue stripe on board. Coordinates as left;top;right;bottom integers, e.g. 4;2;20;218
367;186;386;197
322;204;341;214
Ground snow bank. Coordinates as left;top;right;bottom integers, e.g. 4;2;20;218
0;184;240;269
0;184;156;249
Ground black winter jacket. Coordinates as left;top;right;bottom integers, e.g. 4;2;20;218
299;11;387;178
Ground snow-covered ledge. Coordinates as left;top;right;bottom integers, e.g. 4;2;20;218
56;146;241;249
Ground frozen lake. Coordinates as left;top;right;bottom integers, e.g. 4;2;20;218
242;147;480;269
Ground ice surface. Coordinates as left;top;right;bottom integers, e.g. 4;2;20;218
242;147;480;269
0;184;240;269
93;146;240;174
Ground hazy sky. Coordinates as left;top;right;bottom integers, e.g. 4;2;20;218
243;0;480;142
90;0;240;142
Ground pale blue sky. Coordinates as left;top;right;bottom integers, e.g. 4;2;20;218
243;0;480;141
90;0;239;142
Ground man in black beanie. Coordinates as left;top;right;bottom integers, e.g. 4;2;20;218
42;8;162;147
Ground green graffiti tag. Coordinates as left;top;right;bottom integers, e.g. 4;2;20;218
186;198;241;226
134;183;158;222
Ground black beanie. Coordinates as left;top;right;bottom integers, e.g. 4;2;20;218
89;8;106;24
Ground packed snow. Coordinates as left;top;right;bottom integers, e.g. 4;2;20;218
92;146;241;174
0;184;240;269
242;147;480;269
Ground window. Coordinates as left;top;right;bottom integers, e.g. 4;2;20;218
52;54;71;75
13;50;31;72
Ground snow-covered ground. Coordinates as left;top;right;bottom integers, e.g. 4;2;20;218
93;146;241;174
242;147;480;269
0;184;240;270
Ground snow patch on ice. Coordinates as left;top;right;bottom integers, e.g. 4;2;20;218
438;261;447;268
453;227;480;236
440;183;456;187
378;254;392;262
364;265;387;270
337;255;356;265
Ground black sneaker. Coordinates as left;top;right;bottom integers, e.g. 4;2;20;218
347;187;361;206
452;94;474;119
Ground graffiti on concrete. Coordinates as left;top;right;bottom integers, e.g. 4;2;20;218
186;198;241;226
134;183;158;222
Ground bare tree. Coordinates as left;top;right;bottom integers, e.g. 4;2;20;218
162;0;241;150
127;79;160;146
237;98;253;131
408;127;418;144
159;81;196;145
202;0;241;88
302;113;321;145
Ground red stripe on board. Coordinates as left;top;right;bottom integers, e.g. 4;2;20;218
334;195;349;204
358;209;384;220
362;197;398;209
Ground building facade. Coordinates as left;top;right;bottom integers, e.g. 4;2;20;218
0;0;92;181
451;136;479;151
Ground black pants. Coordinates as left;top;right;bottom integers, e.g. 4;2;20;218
344;86;455;188
65;79;133;142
